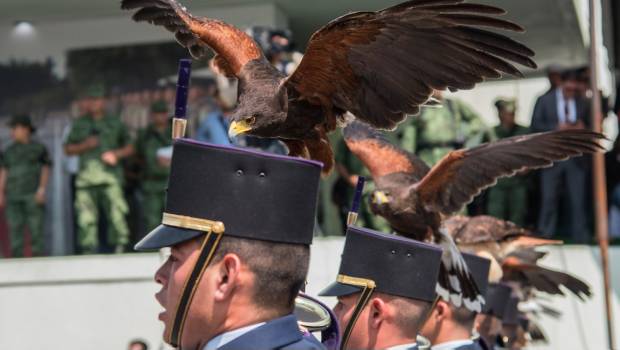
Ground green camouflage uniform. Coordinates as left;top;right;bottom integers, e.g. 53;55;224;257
1;141;51;257
134;123;172;233
395;98;489;166
65;114;130;253
486;124;530;226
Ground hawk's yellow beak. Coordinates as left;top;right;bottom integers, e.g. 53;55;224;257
228;120;253;138
371;191;390;205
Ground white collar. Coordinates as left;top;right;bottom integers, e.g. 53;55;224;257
431;339;474;350
386;342;418;350
203;322;266;350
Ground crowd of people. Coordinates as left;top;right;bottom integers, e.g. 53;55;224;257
1;28;620;258
1;63;620;257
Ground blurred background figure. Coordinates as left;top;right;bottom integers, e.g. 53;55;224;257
127;339;148;350
486;99;530;226
64;84;133;254
395;90;490;167
133;99;172;237
0;114;51;257
193;77;231;145
607;136;620;242
531;69;591;242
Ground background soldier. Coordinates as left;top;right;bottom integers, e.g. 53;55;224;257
395;90;490;166
0;115;51;257
134;100;172;234
485;99;531;226
64;84;133;254
320;226;443;350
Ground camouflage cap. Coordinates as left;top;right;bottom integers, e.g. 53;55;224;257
8;114;36;132
81;83;106;99
494;98;517;113
150;99;169;113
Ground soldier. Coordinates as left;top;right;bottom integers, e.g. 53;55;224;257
420;253;492;350
0;115;51;257
64;84;133;254
395;90;489;166
474;283;513;350
485;99;530;226
134;100;172;234
135;139;324;350
320;226;443;350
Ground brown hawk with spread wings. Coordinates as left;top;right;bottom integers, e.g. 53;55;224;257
121;0;536;173
343;121;604;311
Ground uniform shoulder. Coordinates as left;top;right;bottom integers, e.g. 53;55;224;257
280;336;326;350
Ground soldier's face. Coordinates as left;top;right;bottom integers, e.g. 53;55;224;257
154;239;204;345
334;293;372;349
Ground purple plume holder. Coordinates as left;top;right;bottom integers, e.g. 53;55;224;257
172;59;192;139
347;176;366;226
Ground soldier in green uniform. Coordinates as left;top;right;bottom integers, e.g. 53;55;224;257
486;99;531;226
134;100;172;234
64;85;134;254
395;90;490;166
0;115;51;257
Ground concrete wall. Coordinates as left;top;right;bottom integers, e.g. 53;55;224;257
0;239;618;350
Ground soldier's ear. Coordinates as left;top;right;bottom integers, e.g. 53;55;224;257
213;253;242;302
369;297;388;329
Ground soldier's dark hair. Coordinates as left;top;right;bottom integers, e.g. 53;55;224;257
212;235;309;314
381;293;433;337
450;304;477;328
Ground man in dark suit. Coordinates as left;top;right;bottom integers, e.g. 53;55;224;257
531;69;590;243
135;139;325;350
320;226;443;350
420;253;491;350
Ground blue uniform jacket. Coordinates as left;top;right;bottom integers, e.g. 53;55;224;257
218;314;326;350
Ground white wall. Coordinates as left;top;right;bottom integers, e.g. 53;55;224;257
0;240;619;350
0;3;288;77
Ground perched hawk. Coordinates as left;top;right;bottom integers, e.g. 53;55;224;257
121;0;537;173
343;121;604;311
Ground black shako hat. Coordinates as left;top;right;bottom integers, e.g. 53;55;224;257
502;296;521;326
135;138;322;250
135;139;322;348
319;226;442;350
482;283;513;318
319;226;443;302
462;252;491;297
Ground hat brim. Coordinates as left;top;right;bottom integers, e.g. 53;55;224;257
134;224;204;251
318;281;362;297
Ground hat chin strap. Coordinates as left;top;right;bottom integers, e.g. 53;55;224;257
161;213;226;348
337;275;376;350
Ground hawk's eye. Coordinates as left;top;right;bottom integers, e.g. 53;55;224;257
246;116;256;125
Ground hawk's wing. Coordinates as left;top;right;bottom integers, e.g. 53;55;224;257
285;0;536;129
447;215;528;244
343;121;430;179
121;0;263;77
502;256;592;301
416;129;605;215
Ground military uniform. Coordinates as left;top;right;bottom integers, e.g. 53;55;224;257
135;140;325;350
485;124;530;226
320;226;443;350
65;113;130;253
395;98;489;166
1;116;51;257
134;102;172;233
